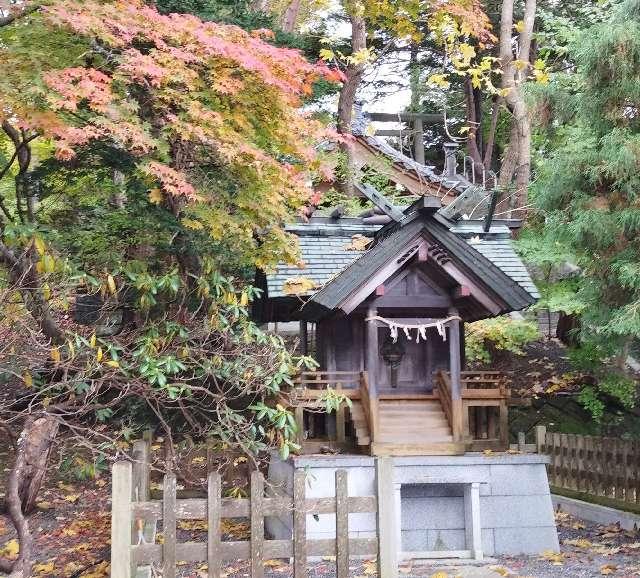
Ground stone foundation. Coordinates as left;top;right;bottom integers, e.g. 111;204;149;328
266;453;559;559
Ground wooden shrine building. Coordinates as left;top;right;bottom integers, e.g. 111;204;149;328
255;191;539;456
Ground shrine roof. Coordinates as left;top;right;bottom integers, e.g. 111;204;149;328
265;215;539;310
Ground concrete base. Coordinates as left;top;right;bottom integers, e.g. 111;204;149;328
552;494;640;531
267;453;559;559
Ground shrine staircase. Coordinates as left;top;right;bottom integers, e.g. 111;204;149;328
368;398;465;455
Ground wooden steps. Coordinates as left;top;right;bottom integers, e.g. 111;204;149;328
374;399;462;454
349;398;466;455
349;402;371;446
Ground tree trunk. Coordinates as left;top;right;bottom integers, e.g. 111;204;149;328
498;0;536;218
280;0;302;33
1;415;59;578
336;14;367;135
336;14;367;196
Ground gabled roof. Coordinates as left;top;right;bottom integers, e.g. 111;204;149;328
307;212;535;317
351;111;493;217
266;220;378;298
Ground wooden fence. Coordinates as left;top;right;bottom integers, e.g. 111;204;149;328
538;430;640;506
111;460;379;578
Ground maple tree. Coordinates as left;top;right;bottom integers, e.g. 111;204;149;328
0;1;345;575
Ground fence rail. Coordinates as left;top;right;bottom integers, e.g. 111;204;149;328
540;431;640;506
111;461;378;578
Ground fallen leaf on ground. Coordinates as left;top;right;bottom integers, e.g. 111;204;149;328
540;550;564;565
600;564;618;575
0;538;19;560
34;561;55;575
490;566;511;576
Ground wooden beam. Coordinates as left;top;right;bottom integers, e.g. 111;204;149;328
373;295;452;308
418;241;429;262
413;117;425;165
369;112;443;123
376;284;385;296
366;305;378;398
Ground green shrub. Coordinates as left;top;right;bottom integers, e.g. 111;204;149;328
465;316;540;364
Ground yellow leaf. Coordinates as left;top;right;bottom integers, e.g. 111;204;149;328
0;539;19;560
191;456;206;465
182;218;204;230
534;58;546;70
51;347;61;363
64;493;80;503
42;283;51;300
283;277;316;295
600;564;617;575
514;20;525;33
148;188;163;204
319;48;335;61
428;73;450;89
490;567;510;577
105;359;120;368
79;560;110;577
430;572;449;578
240;291;249;306
36;500;52;510
23;371;33;387
42;254;55;273
89;333;96;348
498;87;512;97
483;449;494;456
34;236;46;256
514;59;529;71
107;274;117;295
96;347;103;363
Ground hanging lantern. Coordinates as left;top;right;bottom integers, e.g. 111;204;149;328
380;334;405;388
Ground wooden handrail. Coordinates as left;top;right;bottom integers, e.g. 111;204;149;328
358;371;377;443
436;370;453;431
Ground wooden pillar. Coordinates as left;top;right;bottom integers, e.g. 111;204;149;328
448;309;463;442
299;321;308;355
413;118;425;165
366;306;378;397
535;425;547;454
448;310;462;400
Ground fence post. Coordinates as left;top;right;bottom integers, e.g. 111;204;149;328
293;471;307;578
251;471;265;578
335;470;349;578
208;472;222;578
111;461;133;578
163;473;177;578
376;457;397;578
535;425;546;454
132;439;150;502
517;431;526;452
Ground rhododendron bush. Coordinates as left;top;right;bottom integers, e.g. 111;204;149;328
1;0;340;268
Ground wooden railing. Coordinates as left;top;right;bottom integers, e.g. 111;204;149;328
290;371;364;448
436;370;453;431
358;371;377;443
293;371;360;399
436;371;510;449
435;370;464;444
461;371;509;449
